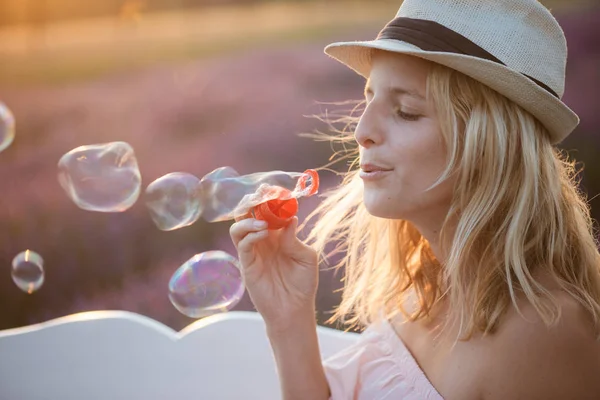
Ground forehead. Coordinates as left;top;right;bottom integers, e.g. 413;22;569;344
366;51;430;94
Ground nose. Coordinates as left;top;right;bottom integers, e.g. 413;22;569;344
354;102;384;148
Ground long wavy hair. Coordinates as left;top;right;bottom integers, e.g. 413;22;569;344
300;60;600;339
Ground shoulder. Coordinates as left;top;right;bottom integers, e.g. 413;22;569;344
481;292;600;400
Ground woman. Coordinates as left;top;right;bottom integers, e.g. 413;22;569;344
229;0;600;398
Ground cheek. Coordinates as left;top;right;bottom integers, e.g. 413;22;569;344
388;136;450;200
361;124;451;217
391;144;443;187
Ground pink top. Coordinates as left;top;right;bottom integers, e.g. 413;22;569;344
323;318;444;400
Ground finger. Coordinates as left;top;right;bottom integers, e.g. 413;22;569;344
229;217;268;248
281;217;314;262
280;216;299;251
236;229;269;265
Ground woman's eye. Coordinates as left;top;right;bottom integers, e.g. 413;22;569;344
395;109;420;121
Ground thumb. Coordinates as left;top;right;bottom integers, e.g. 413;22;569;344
280;216;302;254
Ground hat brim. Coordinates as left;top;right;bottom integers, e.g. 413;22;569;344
324;39;579;144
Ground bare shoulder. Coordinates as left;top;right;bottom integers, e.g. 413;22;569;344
481;292;600;400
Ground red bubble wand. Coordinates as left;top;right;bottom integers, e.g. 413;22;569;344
251;169;319;229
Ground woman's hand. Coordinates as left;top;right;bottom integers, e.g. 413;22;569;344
229;215;319;330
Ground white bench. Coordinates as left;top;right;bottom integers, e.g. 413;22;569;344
0;310;359;400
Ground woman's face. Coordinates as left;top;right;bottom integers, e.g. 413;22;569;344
356;51;454;223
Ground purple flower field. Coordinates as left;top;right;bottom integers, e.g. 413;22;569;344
0;6;598;332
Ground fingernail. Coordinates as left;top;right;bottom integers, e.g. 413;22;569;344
254;220;267;229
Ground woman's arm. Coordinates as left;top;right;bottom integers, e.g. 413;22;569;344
267;312;331;400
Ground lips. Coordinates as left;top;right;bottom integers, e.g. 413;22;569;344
360;163;394;173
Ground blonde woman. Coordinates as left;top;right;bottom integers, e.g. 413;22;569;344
229;0;600;398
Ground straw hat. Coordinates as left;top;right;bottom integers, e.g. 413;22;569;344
324;0;579;143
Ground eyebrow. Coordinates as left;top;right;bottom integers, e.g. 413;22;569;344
364;83;426;101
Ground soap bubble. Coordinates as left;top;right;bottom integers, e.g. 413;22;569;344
145;172;203;231
168;251;244;318
12;250;45;294
0;102;15;153
58;142;141;212
197;167;317;223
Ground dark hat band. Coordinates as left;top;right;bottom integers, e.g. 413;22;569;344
376;17;559;98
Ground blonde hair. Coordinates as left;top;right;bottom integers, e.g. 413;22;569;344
301;60;600;338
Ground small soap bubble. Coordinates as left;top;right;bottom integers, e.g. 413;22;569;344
0;102;15;153
12;250;45;294
58;142;141;212
145;172;203;231
168;251;245;318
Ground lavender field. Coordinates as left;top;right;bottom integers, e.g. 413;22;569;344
0;1;598;331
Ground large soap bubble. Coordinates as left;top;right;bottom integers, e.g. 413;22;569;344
144;167;319;231
58;142;142;212
145;172;203;231
197;167;319;225
168;251;245;318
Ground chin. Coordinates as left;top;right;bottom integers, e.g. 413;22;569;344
363;197;408;220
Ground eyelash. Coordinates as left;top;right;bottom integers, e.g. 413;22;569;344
395;109;420;121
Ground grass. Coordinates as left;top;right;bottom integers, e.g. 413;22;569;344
0;1;397;87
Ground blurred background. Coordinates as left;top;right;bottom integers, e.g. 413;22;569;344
0;0;598;332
